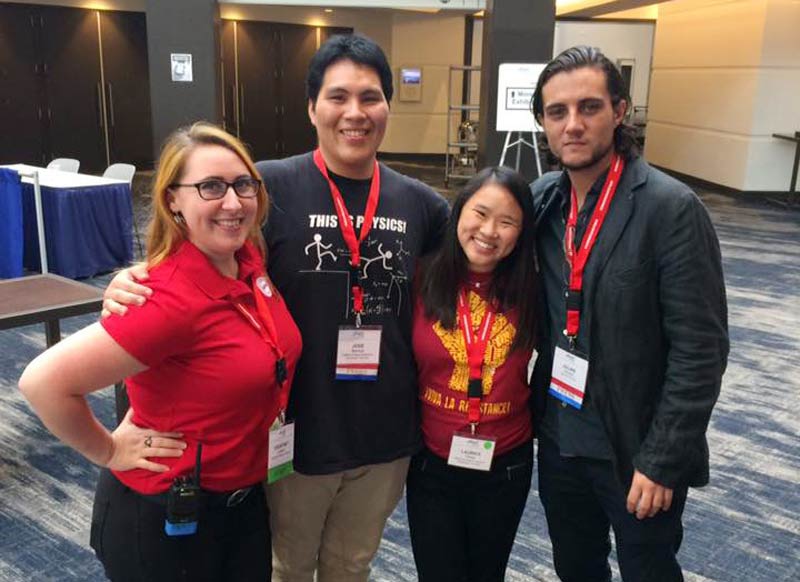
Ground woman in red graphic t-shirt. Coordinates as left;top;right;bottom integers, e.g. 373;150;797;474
408;165;539;582
19;122;301;582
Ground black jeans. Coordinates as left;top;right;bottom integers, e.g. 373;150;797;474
90;469;271;582
537;435;687;582
406;440;533;582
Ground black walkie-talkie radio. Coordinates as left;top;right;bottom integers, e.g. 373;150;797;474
165;443;202;536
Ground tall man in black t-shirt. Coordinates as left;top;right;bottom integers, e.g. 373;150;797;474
255;34;448;582
103;34;449;582
529;46;729;582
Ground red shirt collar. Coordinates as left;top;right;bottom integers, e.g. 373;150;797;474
172;240;265;300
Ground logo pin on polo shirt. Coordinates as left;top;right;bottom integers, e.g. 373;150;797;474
256;277;272;298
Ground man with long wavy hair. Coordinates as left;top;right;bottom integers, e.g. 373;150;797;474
529;46;729;582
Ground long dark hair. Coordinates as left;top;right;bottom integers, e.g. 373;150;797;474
418;166;538;352
532;45;639;159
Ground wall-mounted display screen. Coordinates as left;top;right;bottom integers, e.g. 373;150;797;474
401;68;421;85
399;67;422;102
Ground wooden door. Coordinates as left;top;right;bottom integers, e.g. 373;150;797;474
39;6;106;172
0;4;46;165
220;20;237;136
276;23;318;157
100;10;153;169
235;21;280;161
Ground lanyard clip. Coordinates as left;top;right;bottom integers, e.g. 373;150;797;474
562;329;577;351
565;288;582;310
275;358;287;386
349;262;362;285
351;272;364;329
278;409;286;426
470;422;477;436
468;378;483;399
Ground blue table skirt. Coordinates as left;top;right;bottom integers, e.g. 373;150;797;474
0;169;24;279
20;181;134;279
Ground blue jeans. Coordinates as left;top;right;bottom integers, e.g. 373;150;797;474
537;435;687;582
406;441;533;582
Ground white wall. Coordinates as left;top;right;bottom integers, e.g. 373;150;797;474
645;0;800;191
554;20;655;109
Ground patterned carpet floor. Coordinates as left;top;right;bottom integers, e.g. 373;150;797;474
1;172;798;581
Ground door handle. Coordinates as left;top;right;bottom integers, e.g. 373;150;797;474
106;83;115;128
233;84;240;136
239;84;245;125
96;82;104;130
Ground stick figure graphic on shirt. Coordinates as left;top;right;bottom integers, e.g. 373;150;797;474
304;233;337;270
361;244;393;279
386;271;407;314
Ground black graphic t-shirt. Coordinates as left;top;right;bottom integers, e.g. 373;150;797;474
257;153;450;474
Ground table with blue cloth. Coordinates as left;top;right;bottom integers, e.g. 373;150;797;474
0;169;24;278
0;164;134;279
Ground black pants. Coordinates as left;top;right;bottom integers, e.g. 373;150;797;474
90;469;271;582
537;435;687;582
406;440;533;582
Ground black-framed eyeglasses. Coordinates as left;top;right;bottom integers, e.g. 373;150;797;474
170;177;261;200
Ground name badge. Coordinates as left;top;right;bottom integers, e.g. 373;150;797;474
447;432;496;471
267;421;294;484
335;325;382;381
549;345;589;409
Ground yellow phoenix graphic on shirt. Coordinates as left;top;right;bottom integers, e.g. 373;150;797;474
433;290;516;395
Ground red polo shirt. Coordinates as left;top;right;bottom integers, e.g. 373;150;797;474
412;273;533;459
101;240;302;493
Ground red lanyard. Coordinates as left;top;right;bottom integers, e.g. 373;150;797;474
456;288;496;432
312;148;380;326
234;276;290;420
564;153;625;341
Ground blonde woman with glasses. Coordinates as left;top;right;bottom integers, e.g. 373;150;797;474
20;122;301;582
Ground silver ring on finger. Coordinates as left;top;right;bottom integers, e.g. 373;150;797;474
144;436;152;448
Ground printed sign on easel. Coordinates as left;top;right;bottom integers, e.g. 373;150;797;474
496;63;546;132
496;63;548;176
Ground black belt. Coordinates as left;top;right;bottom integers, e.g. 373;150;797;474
138;485;257;509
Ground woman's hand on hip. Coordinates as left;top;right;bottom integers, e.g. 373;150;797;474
106;408;187;472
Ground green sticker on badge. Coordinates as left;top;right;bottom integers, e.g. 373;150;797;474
484;441;493;450
267;461;293;484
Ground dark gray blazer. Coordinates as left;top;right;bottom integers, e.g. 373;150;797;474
531;156;729;489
